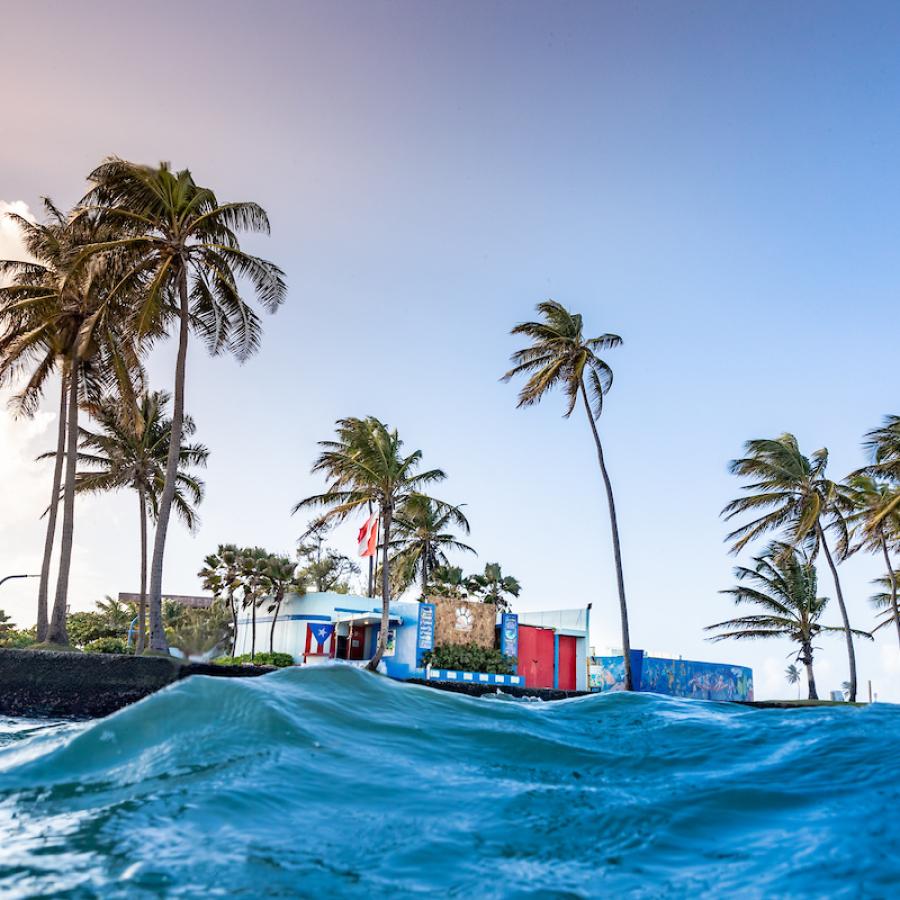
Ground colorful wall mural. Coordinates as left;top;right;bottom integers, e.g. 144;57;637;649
590;652;753;701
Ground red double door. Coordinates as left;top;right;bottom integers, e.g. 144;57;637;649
517;626;577;690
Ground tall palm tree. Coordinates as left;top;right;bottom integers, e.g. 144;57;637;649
0;202;141;644
261;555;305;653
77;159;287;652
722;434;860;700
867;575;900;638
68;391;207;652
293;416;447;671
468;562;521;612
841;474;900;648
388;495;474;595
707;543;870;700
503;300;633;688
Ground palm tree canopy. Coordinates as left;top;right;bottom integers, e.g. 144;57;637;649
722;434;848;556
75;158;287;361
292;417;447;523
468;562;521;608
0;201;144;416
387;494;475;593
840;474;900;554
67;391;208;529
502;299;622;418
706;542;871;646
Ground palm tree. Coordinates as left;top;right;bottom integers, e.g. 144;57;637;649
722;434;860;700
388;495;474;595
841;474;900;648
425;565;471;600
69;391;207;651
293;416;447;671
785;663;802;698
77;159;287;652
198;544;242;656
0;202;141;645
261;555;305;653
468;562;521;612
707;543;871;700
503;300;633;688
237;547;271;662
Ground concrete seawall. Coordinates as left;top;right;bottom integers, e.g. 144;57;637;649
0;649;272;719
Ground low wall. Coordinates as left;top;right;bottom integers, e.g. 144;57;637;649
0;648;271;719
590;652;754;701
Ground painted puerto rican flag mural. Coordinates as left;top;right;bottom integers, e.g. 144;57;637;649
357;513;379;558
305;622;336;657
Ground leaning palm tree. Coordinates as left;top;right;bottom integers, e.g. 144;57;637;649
0;202;142;644
293;417;447;671
468;562;521;612
76;159;287;652
503;300;633;688
388;495;474;595
198;544;242;657
722;434;860;700
707;543;871;700
841;474;900;648
261;555;305;654
68;391;207;651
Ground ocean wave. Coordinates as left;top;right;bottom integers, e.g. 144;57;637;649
0;666;897;898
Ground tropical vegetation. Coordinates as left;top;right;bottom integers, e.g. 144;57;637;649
707;543;871;700
422;643;516;675
292;416;449;670
503;300;633;689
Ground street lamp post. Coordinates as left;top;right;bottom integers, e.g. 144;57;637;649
0;574;39;589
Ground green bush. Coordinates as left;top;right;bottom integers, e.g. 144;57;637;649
83;637;130;655
0;629;36;649
214;652;294;668
422;643;516;675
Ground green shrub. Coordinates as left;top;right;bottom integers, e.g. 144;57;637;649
83;637;130;655
0;629;37;649
214;652;294;668
422;643;516;674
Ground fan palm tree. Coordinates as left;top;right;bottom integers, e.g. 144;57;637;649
388;495;474;595
68;391;207;652
0;202;142;645
468;562;521;612
292;416;447;670
841;474;900;648
707;544;871;700
76;159;287;652
722;434;860;700
502;300;633;688
425;565;471;600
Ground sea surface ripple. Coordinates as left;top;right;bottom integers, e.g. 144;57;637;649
0;666;897;898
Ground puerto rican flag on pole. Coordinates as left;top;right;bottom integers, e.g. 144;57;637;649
305;622;335;656
357;513;379;558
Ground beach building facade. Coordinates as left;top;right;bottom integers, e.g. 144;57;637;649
232;591;591;690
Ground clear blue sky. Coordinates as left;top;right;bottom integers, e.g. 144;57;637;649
2;1;899;698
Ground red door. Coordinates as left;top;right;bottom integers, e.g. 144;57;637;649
557;635;577;691
348;626;366;660
517;626;555;688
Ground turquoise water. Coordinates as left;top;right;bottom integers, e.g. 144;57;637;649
0;667;897;898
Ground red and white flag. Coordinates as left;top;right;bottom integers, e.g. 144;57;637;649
357;513;379;558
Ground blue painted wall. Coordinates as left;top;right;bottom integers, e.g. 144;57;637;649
591;652;753;701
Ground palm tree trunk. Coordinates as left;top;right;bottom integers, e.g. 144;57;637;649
368;506;392;671
148;265;191;652
229;592;238;657
136;487;148;654
817;523;857;701
421;544;429;595
251;598;257;661
579;383;632;690
879;529;900;649
36;369;68;642
802;643;818;700
269;597;281;653
47;358;80;645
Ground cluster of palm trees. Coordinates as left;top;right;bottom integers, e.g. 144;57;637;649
710;429;900;700
0;158;285;652
199;545;303;660
423;563;521;611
